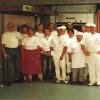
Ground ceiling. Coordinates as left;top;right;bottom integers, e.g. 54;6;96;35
0;0;100;6
0;0;99;15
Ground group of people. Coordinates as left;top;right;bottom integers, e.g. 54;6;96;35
0;21;100;87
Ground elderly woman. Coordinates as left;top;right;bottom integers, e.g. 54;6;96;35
20;27;43;82
20;24;29;38
19;24;29;81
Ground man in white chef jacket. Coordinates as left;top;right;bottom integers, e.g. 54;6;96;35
82;23;91;82
51;27;68;84
81;23;100;86
60;26;71;81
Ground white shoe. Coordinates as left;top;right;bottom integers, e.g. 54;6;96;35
67;75;70;81
97;83;100;86
24;76;27;81
0;84;4;88
56;80;60;83
88;83;95;86
64;80;68;84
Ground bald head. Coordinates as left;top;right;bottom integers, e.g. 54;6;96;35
7;22;14;32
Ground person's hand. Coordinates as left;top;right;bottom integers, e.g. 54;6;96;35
60;55;63;60
46;52;51;56
69;57;72;62
3;52;9;60
43;52;48;55
97;51;100;55
85;52;90;56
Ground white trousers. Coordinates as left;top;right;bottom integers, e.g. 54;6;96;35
52;52;66;81
87;54;100;84
65;53;72;73
84;63;89;80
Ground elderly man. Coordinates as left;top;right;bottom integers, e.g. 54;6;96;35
2;22;22;86
81;23;100;86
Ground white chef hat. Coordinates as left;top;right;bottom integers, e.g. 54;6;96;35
76;32;83;35
60;25;66;30
85;23;91;27
57;26;62;30
90;23;96;27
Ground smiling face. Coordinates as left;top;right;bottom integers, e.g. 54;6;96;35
7;22;14;32
85;26;90;32
57;29;63;36
49;23;55;31
81;25;86;32
90;26;96;34
23;27;28;33
21;25;28;34
28;28;34;37
76;35;83;42
67;22;73;30
37;24;43;32
44;29;51;37
67;29;74;38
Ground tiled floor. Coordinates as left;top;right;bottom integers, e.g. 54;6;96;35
0;82;100;100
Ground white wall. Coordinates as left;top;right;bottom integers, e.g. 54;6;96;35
87;13;95;23
3;14;34;31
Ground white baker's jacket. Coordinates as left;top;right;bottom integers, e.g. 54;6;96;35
51;35;68;57
81;32;100;62
50;30;57;40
